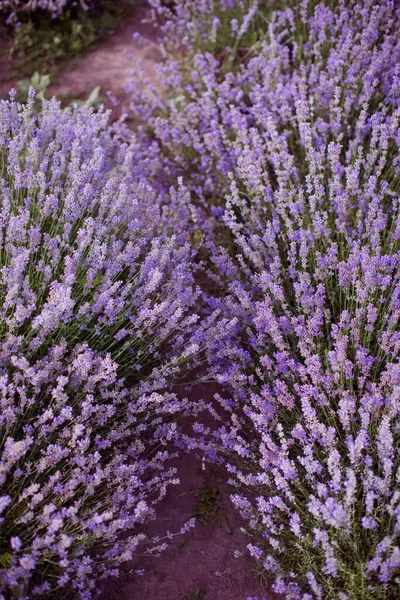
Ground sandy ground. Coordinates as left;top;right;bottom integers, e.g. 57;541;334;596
47;4;161;110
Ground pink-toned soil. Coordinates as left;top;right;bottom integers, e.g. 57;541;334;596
47;4;161;111
101;456;274;600
0;3;161;115
100;386;277;600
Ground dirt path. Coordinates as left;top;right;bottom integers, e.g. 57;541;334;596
100;385;276;600
47;3;161;114
0;3;161;113
101;455;274;600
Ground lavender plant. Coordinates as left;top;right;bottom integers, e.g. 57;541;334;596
128;1;400;597
0;0;89;18
0;93;199;599
195;39;400;600
129;0;400;209
147;0;273;60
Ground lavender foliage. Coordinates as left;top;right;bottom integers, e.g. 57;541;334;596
0;93;199;599
0;0;89;18
134;1;400;597
129;0;400;208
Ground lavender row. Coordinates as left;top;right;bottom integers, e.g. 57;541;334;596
131;1;400;598
0;93;200;599
0;0;89;18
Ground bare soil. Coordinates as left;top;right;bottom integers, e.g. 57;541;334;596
100;385;277;600
0;3;161;115
46;4;161;112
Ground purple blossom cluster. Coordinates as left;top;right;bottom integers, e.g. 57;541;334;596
2;0;400;597
131;0;400;598
0;0;89;19
130;0;400;207
0;93;199;598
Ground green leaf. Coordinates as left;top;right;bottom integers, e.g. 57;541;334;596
219;516;232;534
86;86;101;105
0;552;13;568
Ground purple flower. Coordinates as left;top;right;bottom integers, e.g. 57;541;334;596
153;2;400;598
0;0;90;18
362;517;378;530
0;95;201;598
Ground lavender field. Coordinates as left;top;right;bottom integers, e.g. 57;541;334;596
0;1;399;599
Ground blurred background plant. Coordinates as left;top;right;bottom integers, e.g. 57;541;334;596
16;71;51;101
0;0;138;75
15;70;104;111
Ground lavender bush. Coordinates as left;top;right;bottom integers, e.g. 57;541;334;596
129;1;400;597
188;10;400;600
130;0;400;208
200;102;400;598
0;0;89;18
0;93;199;599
